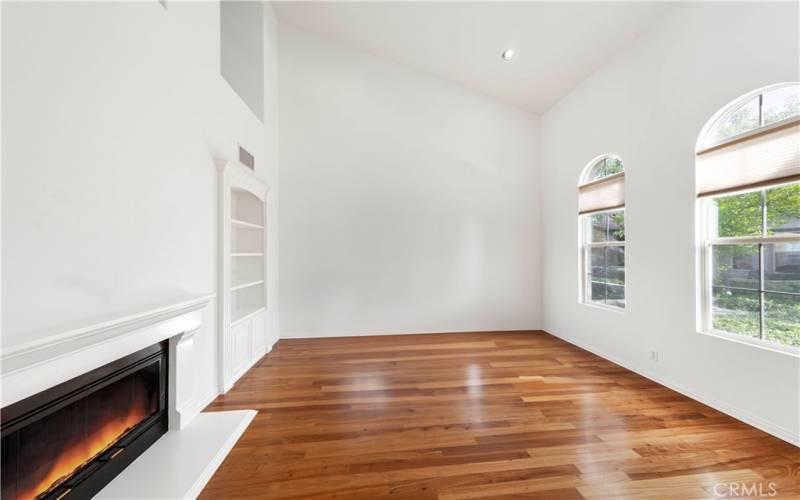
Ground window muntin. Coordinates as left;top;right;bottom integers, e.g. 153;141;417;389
583;209;626;309
703;182;800;348
586;156;624;182
701;83;799;149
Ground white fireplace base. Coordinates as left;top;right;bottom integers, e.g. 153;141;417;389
97;410;256;499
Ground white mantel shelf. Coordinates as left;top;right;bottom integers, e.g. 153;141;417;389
1;294;214;408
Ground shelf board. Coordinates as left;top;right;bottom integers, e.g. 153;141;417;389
231;280;264;292
231;252;264;257
232;306;266;326
231;218;264;230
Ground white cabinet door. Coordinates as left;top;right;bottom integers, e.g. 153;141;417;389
232;321;251;375
251;310;266;357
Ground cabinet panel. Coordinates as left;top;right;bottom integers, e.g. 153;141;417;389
251;311;266;356
232;321;251;374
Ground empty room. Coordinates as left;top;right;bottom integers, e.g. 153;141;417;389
2;0;799;499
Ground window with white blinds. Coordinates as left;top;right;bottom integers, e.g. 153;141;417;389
579;156;626;310
578;156;625;215
696;119;800;198
697;83;800;352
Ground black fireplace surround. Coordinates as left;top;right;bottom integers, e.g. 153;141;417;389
1;341;168;500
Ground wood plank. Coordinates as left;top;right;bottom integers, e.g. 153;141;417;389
199;331;799;499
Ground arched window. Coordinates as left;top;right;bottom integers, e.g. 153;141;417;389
579;155;626;309
697;83;800;351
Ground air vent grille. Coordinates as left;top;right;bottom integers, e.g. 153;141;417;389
239;146;255;170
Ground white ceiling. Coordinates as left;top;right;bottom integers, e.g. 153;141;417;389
273;1;675;114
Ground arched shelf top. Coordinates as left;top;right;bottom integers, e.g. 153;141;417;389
219;160;270;201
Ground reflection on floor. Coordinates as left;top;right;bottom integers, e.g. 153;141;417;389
201;331;800;499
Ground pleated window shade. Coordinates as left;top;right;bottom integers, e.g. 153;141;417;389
696;119;800;198
578;172;625;215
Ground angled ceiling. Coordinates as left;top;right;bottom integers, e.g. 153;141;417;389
273;1;676;114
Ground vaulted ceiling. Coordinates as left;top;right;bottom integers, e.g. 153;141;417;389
273;1;676;114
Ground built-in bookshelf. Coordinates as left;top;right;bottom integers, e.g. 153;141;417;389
218;161;269;393
231;189;265;324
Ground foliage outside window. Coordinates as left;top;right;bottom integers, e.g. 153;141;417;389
707;183;800;347
706;84;799;146
586;156;624;181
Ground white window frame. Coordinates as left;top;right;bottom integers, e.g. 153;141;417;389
580;207;626;311
698;183;800;355
698;82;799;151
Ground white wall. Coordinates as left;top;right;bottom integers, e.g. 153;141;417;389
221;0;264;122
540;1;800;444
1;1;280;407
278;24;540;338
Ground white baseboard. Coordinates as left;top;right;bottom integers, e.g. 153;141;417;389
221;341;276;394
193;389;219;414
544;328;800;447
280;327;541;339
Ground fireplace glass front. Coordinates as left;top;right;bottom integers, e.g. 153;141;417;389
1;342;168;500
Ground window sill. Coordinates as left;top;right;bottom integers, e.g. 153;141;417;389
579;301;626;314
698;329;799;357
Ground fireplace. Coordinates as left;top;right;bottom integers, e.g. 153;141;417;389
1;341;168;500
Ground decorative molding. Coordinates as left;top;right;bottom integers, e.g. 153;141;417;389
1;294;214;408
217;160;270;200
543;327;800;447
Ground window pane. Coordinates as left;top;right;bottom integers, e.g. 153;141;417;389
589;247;606;303
605;283;625;308
762;85;800;126
590;246;606;279
764;243;800;294
711;96;759;143
764;293;800;347
711;287;760;338
588;160;607;181
589;213;608;243
604;157;624;176
606;246;625;285
590;281;606;303
712;244;759;290
713;191;762;237
766;183;800;236
608;210;625;242
588;157;624;181
605;246;625;308
587;246;625;308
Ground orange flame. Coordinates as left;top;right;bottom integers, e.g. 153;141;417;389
17;390;153;500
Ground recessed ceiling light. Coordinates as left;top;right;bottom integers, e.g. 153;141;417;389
501;49;515;61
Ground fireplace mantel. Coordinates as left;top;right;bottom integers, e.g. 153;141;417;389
1;294;214;409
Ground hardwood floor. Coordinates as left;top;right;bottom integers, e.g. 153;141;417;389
200;331;799;499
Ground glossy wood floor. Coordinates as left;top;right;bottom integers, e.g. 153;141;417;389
200;331;799;499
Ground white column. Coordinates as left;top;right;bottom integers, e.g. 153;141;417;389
168;329;198;430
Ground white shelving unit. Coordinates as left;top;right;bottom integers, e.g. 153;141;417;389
218;161;269;393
